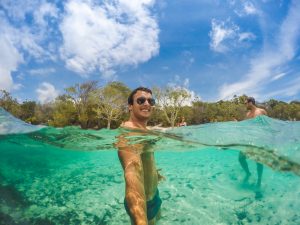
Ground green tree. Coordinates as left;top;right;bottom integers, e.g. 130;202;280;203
19;101;36;123
91;82;130;129
34;103;54;125
289;102;300;120
65;81;98;128
49;95;77;127
191;101;208;124
0;90;21;117
153;86;192;127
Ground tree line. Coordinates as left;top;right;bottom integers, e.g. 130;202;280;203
1;81;299;129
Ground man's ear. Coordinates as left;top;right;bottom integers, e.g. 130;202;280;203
128;104;133;112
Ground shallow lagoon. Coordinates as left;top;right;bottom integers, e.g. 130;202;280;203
0;108;299;225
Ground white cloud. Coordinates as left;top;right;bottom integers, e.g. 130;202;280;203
219;1;300;100
271;72;287;81
36;82;59;103
59;0;159;79
227;0;236;6
13;83;24;91
231;1;259;17
0;0;40;21
181;51;195;69
0;35;23;91
29;68;56;76
0;16;36;91
209;19;255;53
209;19;239;53
168;75;188;88
0;67;14;91
16;73;25;80
0;1;59;91
264;76;300;99
34;2;58;27
243;1;257;15
239;32;256;42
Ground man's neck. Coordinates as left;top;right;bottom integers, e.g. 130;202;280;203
128;117;148;130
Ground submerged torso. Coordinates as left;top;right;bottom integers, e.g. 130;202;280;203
141;150;158;201
119;122;159;201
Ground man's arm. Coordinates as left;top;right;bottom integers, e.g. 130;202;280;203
262;109;267;116
245;111;251;119
117;137;147;225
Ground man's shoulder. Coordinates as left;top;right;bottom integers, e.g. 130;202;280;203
257;107;267;115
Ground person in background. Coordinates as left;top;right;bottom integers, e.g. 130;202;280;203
239;97;267;191
178;116;187;127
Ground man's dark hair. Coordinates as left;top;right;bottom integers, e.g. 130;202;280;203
247;97;255;105
128;87;152;105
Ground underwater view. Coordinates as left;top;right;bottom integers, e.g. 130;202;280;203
1;107;300;225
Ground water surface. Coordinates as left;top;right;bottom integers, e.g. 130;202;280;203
0;108;299;224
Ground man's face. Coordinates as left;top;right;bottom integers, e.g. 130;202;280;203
129;90;154;121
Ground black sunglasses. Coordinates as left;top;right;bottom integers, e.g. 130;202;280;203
136;97;155;106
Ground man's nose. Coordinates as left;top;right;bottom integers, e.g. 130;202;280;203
144;99;150;105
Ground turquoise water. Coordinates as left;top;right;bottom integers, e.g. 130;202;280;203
0;108;300;224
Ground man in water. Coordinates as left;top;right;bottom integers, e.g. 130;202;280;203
239;97;267;189
116;87;163;225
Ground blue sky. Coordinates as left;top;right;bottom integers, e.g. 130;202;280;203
1;0;300;103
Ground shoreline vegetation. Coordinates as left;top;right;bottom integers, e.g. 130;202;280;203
1;81;299;130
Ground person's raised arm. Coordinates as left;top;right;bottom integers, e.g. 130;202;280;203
117;136;147;225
